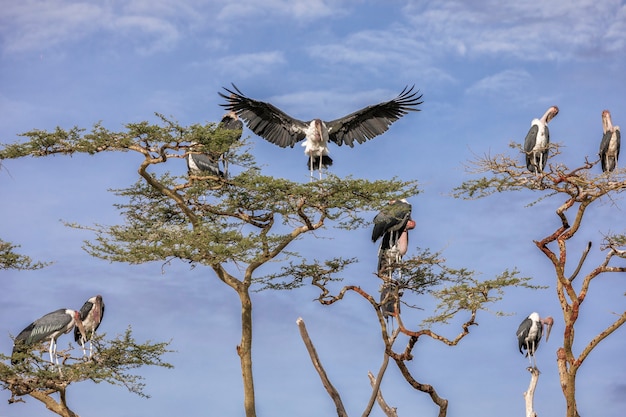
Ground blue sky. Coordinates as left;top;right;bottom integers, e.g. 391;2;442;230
1;1;626;416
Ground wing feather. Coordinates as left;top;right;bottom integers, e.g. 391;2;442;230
326;85;423;147
219;84;308;148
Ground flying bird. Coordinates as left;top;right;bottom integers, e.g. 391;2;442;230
74;295;105;358
217;109;244;177
524;106;559;173
599;109;621;172
12;308;86;365
516;312;553;368
219;84;422;178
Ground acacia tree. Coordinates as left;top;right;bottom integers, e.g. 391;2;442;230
2;116;537;417
0;330;172;417
453;142;626;417
0;115;423;417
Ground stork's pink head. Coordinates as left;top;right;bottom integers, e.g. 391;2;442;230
542;316;554;342
406;219;416;230
546;106;559;123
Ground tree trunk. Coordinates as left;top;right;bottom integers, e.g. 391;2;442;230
557;348;580;417
238;287;256;417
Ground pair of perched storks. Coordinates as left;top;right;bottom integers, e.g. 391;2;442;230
12;295;105;365
524;106;620;173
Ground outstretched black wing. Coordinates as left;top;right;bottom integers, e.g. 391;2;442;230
219;84;308;148
326;85;422;147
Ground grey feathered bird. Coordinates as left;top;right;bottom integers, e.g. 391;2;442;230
12;308;86;365
524;106;559;173
599;109;620;172
74;295;105;358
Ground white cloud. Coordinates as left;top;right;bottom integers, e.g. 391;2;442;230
402;0;626;61
0;0;197;54
465;69;531;97
217;51;287;79
216;0;351;22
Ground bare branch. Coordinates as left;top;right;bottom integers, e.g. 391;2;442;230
296;318;347;417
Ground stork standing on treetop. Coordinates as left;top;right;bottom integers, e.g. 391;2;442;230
516;312;553;369
218;84;422;179
12;308;86;365
599;109;621;172
74;295;105;358
372;199;414;277
524;106;559;174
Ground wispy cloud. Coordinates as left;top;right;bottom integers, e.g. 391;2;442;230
465;69;531;97
0;0;194;54
216;0;350;22
216;51;287;79
402;0;626;61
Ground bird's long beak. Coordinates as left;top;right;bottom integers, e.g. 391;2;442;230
543;316;554;342
74;311;87;341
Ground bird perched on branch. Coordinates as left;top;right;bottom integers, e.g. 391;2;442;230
380;280;403;322
217;109;243;177
516;312;553;368
186;151;224;177
219;84;422;179
74;295;105;358
524;106;559;173
12;308;86;365
372;199;413;273
599;109;620;172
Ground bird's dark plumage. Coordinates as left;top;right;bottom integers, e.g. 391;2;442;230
380;281;402;320
372;199;412;244
186;152;224;177
524;106;559;173
12;308;84;364
218;84;422;174
516;312;553;367
74;295;105;343
599;109;620;172
74;295;105;358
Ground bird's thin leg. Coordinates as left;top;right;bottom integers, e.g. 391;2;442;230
309;155;314;182
318;154;323;180
80;337;87;357
49;341;55;364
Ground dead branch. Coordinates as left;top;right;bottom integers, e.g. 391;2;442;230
362;328;400;417
367;369;397;417
296;317;348;417
524;366;540;417
568;241;591;282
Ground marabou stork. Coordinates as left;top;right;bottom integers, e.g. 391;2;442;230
599;109;621;172
12;308;86;365
219;84;422;179
380;280;403;322
74;295;105;358
524;106;559;173
217;109;243;177
516;312;553;368
372;199;413;274
186;152;224;177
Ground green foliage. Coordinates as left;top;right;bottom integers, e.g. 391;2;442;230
1;327;172;405
0;239;49;270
